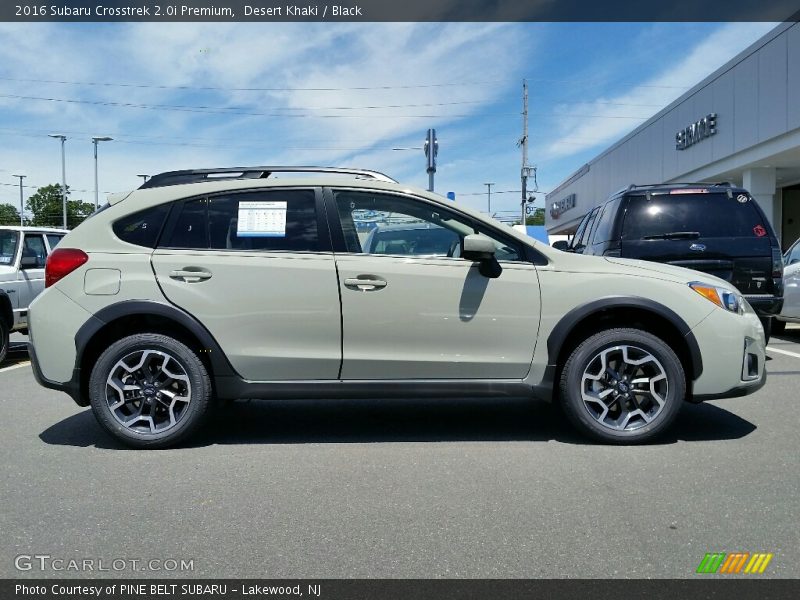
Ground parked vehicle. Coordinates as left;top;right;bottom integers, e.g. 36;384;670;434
28;167;766;448
0;226;67;363
555;183;783;340
773;237;800;334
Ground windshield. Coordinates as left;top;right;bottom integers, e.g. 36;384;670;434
622;192;769;240
0;230;19;266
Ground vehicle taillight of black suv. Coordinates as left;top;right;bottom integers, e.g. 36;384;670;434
557;183;784;338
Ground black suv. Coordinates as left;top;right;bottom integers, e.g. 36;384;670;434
556;183;784;336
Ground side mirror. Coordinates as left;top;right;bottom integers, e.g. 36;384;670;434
20;256;38;269
463;234;501;278
551;240;569;251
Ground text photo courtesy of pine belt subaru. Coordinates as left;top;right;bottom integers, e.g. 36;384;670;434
27;167;767;448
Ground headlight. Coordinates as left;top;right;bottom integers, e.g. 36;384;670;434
689;282;744;314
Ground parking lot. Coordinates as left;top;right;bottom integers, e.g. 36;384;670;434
2;328;799;579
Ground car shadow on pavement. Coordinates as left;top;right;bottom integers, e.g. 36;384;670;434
39;397;756;450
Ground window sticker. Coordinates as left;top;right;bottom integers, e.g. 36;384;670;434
237;201;287;238
0;256;11;264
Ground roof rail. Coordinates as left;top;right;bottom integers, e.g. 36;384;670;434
139;166;398;189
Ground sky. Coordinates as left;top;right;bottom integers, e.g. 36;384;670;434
0;21;779;221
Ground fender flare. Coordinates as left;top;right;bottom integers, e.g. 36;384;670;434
75;299;237;378
546;295;703;379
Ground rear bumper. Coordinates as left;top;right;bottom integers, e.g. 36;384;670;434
745;295;783;316
28;342;84;406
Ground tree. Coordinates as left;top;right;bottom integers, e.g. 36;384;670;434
25;184;95;229
0;203;21;226
525;208;545;226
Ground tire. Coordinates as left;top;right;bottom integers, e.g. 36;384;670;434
0;318;8;365
771;318;785;336
559;328;685;444
759;316;772;344
88;333;212;449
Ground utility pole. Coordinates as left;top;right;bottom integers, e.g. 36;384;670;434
92;136;113;210
12;174;25;227
484;183;494;215
424;128;438;192
48;134;68;229
520;79;530;226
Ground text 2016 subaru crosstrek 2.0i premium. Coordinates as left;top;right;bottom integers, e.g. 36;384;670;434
27;167;766;448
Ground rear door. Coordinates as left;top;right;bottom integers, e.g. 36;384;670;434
619;191;777;296
151;188;341;381
16;232;48;311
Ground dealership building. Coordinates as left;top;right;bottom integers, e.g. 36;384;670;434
546;22;800;251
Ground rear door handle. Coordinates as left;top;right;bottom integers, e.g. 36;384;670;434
169;268;212;283
344;276;387;291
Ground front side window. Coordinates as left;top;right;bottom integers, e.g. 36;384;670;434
0;230;19;265
22;234;46;268
333;190;522;262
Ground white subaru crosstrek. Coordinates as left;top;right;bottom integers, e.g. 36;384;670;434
27;167;766;448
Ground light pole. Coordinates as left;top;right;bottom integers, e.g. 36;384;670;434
92;136;113;210
137;174;150;185
48;134;68;229
12;174;25;227
484;183;494;215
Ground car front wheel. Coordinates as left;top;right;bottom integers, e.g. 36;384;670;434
559;328;685;444
88;333;212;449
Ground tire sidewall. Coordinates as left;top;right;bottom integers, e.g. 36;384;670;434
88;334;211;448
561;329;685;444
0;318;8;364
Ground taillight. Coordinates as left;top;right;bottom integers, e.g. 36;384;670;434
772;247;784;279
45;248;89;288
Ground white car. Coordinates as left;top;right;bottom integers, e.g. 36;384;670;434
0;226;68;363
774;238;800;334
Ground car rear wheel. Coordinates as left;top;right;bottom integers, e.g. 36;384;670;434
0;318;8;364
559;328;685;444
88;333;212;449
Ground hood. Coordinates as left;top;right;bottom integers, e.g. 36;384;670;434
604;257;733;289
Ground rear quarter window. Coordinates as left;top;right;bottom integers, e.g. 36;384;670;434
113;204;170;248
621;192;769;239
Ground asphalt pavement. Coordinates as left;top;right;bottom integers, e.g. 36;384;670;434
2;330;799;579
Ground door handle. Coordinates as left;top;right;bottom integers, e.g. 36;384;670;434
169;268;212;283
344;276;387;291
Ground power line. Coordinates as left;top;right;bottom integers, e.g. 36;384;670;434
0;75;504;92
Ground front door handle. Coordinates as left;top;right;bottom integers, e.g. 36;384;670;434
344;276;387;291
169;268;212;283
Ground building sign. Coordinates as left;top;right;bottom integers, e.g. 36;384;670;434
550;193;576;219
676;113;717;150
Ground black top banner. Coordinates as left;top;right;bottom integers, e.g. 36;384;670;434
3;0;800;22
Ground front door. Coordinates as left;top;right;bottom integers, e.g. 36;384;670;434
330;189;541;380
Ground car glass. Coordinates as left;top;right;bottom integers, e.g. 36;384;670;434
622;192;767;240
0;230;18;265
208;190;318;252
334;190;522;261
113;204;170;248
22;234;47;267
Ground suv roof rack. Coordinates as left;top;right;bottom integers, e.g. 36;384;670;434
610;181;737;197
139;166;398;189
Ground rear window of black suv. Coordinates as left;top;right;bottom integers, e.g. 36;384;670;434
621;192;769;240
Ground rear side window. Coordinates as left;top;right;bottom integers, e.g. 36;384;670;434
113;204;170;248
160;190;319;252
592;198;621;244
622;193;769;240
46;234;64;251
